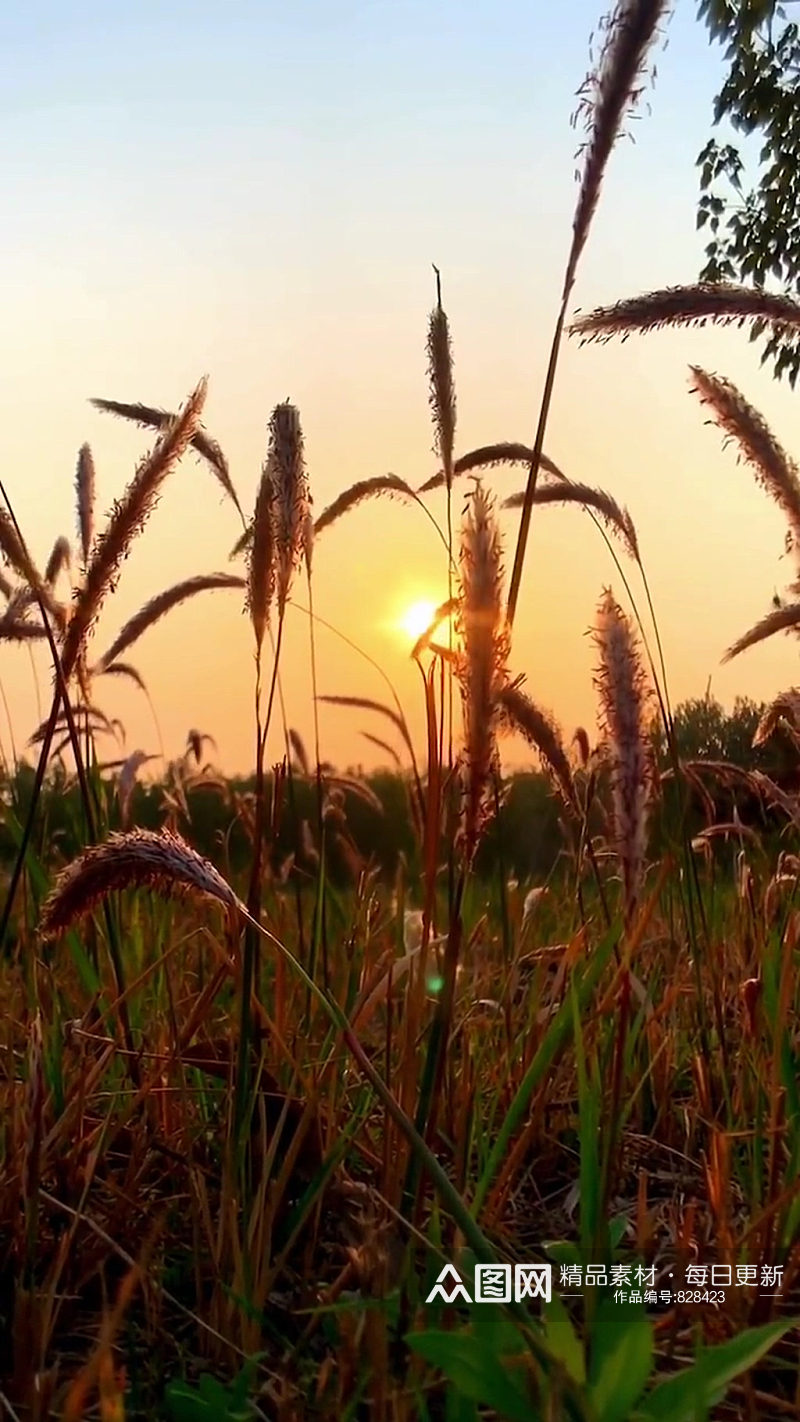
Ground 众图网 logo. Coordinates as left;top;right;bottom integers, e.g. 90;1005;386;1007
425;1262;552;1304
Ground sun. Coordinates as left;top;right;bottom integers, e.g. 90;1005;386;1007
399;599;438;641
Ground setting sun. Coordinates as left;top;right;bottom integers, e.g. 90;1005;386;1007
399;599;438;640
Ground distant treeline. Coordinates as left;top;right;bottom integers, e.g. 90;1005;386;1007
1;694;794;890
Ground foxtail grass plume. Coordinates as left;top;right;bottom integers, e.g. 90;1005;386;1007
315;475;418;534
503;480;639;561
427;273;456;491
61;378;208;680
232;473;419;557
723;602;800;664
504;1;668;633
457;481;510;862
497;683;578;815
753;690;800;748
90;396;242;519
419;442;567;494
0;509;55;613
117;751;155;827
303;505;314;577
44;537;71;591
187;728;216;763
98;661;148;693
247;461;275;653
288;728;310;775
76;444;95;565
573;726;591;767
690;367;800;565
593;589;654;926
268;402;311;614
98;572;244;670
39;829;244;939
568;0;670;285
570;283;800;345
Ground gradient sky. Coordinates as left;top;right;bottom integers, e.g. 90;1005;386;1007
2;1;797;777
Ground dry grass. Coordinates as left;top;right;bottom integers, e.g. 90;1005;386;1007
569;0;671;283
691;366;800;563
418;441;567;493
3;5;800;1416
427;283;456;493
497;682;578;813
593;588;654;925
456;481;509;862
723;602;800;664
75;443;96;566
90;395;243;520
98;573;245;670
39;828;244;937
503;479;640;561
570;281;800;343
61;379;209;680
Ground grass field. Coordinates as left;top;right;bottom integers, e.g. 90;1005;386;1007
6;1;800;1417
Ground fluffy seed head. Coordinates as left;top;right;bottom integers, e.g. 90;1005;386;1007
690;367;800;563
427;286;456;489
753;689;800;748
503;480;639;562
497;683;578;815
247;463;275;653
569;0;670;283
456;481;509;862
61;378;207;680
723;602;800;664
76;444;96;565
98;572;244;670
593;589;654;926
39;829;244;939
570;283;800;345
268;402;310;613
45;536;71;588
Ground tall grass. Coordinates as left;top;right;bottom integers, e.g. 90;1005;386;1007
1;1;800;1417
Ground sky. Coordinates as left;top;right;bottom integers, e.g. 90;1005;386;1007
1;0;798;778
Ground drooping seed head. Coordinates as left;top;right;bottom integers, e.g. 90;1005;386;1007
496;682;578;815
690;366;800;565
38;828;244;939
753;689;800;748
98;572;244;670
61;378;207;681
570;283;800;345
723;603;800;665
